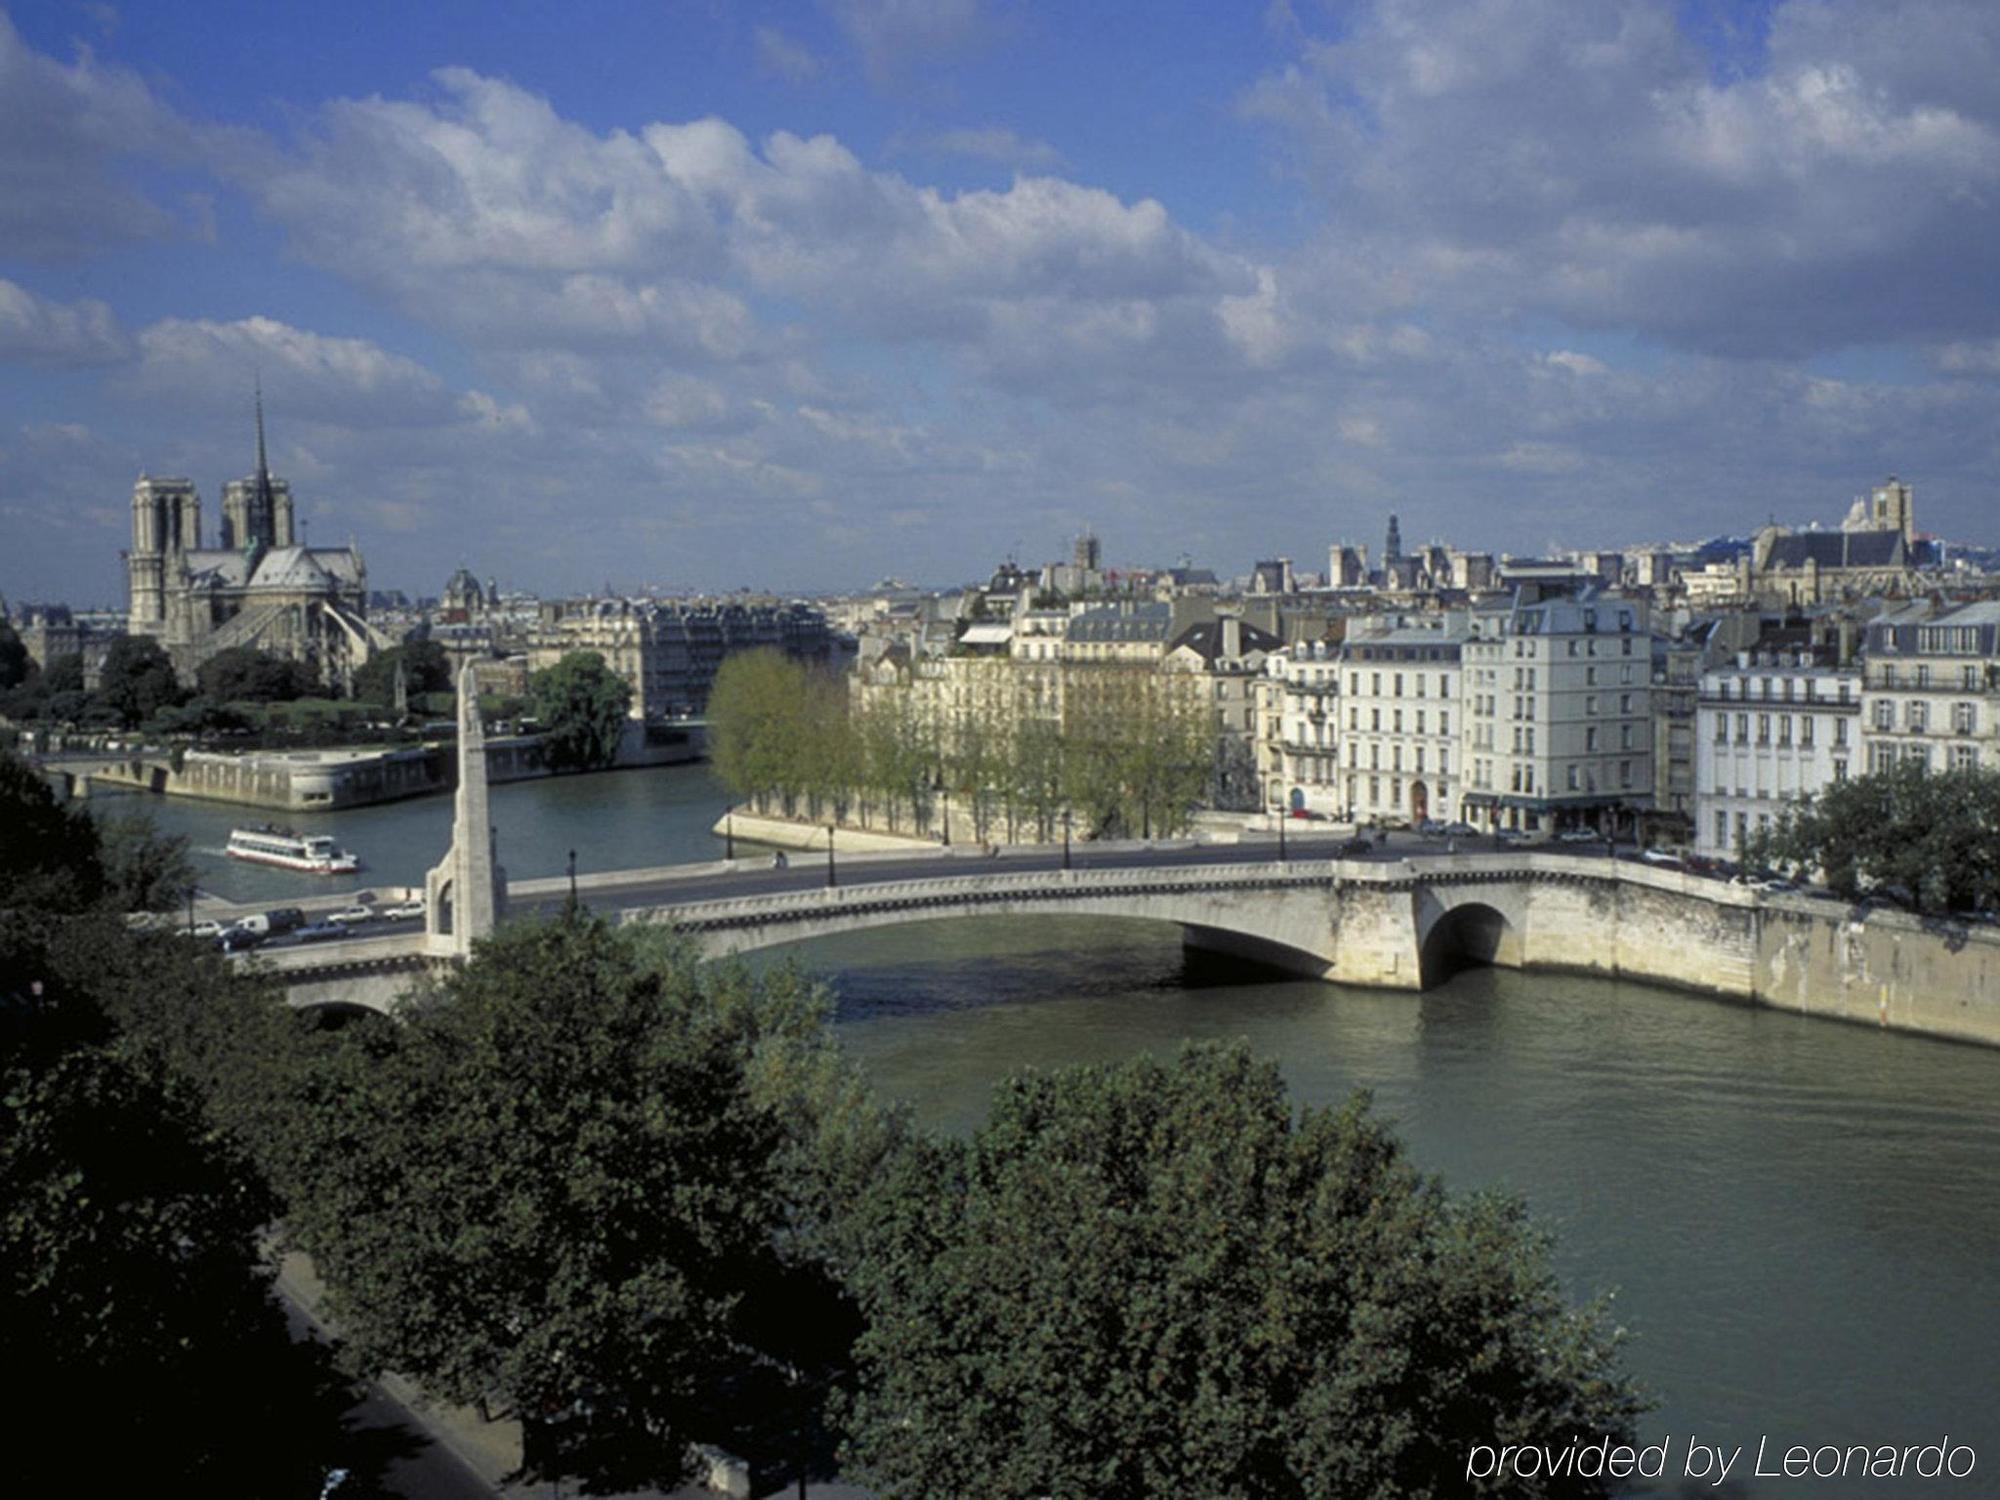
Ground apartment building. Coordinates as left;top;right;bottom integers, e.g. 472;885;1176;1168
1693;648;1862;858
1256;639;1341;817
1459;590;1653;835
1859;599;2000;776
1336;613;1467;827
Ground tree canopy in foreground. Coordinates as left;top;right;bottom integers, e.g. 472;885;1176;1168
842;1043;1643;1499
276;915;897;1491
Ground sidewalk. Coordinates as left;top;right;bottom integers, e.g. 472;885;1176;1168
276;1254;870;1500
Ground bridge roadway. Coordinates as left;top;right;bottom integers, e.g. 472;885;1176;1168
241;829;1629;957
250;829;1722;1015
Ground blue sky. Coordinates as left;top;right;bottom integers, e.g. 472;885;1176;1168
3;0;1997;604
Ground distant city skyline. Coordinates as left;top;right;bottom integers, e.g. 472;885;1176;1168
5;0;2000;605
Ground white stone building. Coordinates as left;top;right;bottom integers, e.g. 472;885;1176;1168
1694;650;1862;858
1336;614;1468;827
1460;590;1653;835
1859;600;2000;777
1255;639;1341;817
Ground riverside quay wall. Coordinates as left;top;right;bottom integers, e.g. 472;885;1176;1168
85;722;703;811
626;852;2000;1050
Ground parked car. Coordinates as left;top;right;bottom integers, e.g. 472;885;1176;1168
1556;827;1601;844
1444;821;1478;838
183;918;224;940
1754;878;1799;895
295;920;345;942
1495;828;1533;846
218;926;265;954
380;898;426;920
328;904;375;926
1335;836;1375;857
1416;818;1448;838
1639;847;1682;868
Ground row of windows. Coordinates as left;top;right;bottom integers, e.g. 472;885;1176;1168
1874;662;1988;689
1711;676;1855;704
1345;742;1450;774
1711;712;1848;749
1346;706;1452;735
1868;743;1983;773
1347;671;1454;698
1870;700;1981;734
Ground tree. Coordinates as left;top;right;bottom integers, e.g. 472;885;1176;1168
351;637;452;706
842;1043;1643;1499
275;918;881;1490
0;751;104;911
709;648;811;813
1748;759;2000;915
529;650;633;772
0;615;30;690
93;636;186;727
1;753;352;1491
196;645;314;703
95;811;194;912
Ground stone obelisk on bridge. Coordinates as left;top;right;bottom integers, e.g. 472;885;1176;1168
425;660;505;957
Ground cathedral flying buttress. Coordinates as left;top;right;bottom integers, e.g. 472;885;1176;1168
124;393;389;692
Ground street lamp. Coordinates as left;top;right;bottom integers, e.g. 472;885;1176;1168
826;823;837;888
725;811;735;861
566;848;577;914
1278;806;1288;862
1062;808;1072;870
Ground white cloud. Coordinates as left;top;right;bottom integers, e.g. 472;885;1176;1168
129;315;454;425
755;25;823;84
894;126;1063;170
0;279;129;365
0;11;203;258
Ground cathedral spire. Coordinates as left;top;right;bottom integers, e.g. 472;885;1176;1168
254;375;272;501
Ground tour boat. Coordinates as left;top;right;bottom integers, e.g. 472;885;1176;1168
225;825;360;874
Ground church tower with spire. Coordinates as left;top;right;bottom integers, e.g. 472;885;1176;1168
220;381;295;551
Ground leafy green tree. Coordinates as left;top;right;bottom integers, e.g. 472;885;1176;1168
41;652;85;695
94;635;187;727
351;637;452;705
195;645;314;703
0;615;30;690
1;753;352;1491
709;647;812;813
0;750;104;911
275;917;880;1491
529;650;633;772
843;1044;1643;1499
95;811;194;912
1748;760;2000;914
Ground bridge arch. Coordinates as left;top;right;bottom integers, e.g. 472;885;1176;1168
1416;898;1521;987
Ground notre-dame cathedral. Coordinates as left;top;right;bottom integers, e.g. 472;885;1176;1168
125;397;386;690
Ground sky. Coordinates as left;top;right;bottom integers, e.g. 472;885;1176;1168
2;0;1998;605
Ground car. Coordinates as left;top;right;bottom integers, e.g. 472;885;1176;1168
380;898;426;920
218;926;265;954
183;918;224;940
265;906;306;934
1556;827;1601;844
1335;836;1375;857
1639;847;1681;868
1495;828;1533;846
328;904;375;926
1444;821;1478;838
1754;878;1799;895
295;920;346;942
1416;818;1448;837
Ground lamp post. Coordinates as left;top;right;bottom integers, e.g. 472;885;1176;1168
826;824;837;888
566;848;577;915
1278;806;1288;862
725;811;735;861
1062;808;1072;870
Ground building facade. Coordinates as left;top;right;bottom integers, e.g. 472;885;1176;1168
1859;600;2000;778
1694;650;1862;858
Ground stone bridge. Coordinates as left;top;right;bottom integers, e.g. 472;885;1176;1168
262;850;1777;1019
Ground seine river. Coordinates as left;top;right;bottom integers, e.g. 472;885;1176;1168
97;765;2000;1494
